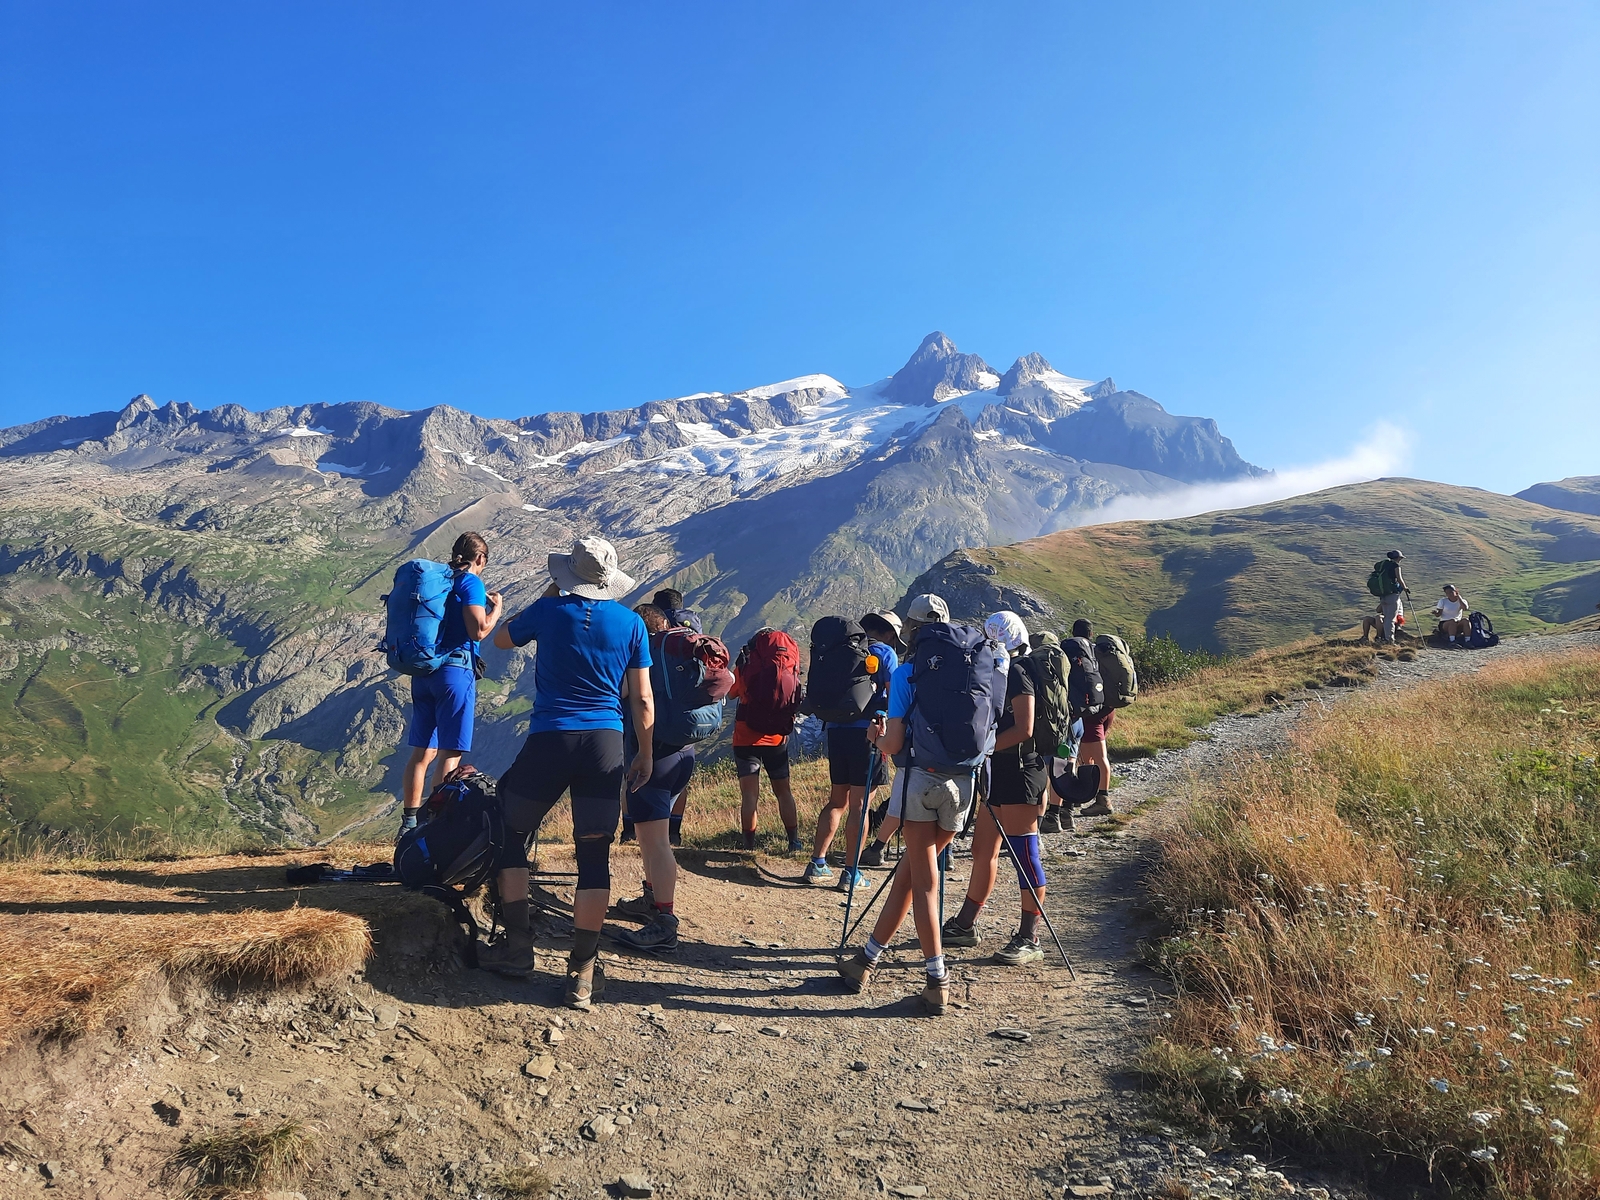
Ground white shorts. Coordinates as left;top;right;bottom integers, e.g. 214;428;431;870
893;766;976;832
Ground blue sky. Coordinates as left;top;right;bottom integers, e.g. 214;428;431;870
1;3;1595;494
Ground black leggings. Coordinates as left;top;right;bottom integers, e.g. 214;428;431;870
498;729;625;890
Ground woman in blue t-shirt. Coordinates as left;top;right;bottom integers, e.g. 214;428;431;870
398;532;502;831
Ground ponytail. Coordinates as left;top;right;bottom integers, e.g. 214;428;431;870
449;531;488;572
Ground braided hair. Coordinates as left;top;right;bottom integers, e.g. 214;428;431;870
449;531;488;572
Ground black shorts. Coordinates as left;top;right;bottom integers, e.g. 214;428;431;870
498;729;625;865
627;744;696;824
734;742;789;781
826;725;873;788
988;749;1048;806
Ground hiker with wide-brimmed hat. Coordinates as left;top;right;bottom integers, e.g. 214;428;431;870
482;536;654;1010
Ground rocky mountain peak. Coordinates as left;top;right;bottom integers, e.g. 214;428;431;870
997;352;1056;395
882;331;999;406
1085;378;1118;400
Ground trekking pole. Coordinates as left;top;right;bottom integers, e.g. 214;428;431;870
985;800;1076;980
838;746;879;951
841;859;900;947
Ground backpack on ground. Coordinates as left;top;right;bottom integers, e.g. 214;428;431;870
1466;611;1499;649
653;628;733;744
904;623;1005;774
1062;636;1106;716
1094;633;1139;708
1025;642;1075;754
394;766;504;960
379;559;468;675
802;616;876;724
1366;559;1401;598
735;629;803;735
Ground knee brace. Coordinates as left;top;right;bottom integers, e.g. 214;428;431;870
1007;832;1046;891
573;835;612;892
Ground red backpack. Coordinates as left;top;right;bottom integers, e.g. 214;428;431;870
736;629;803;735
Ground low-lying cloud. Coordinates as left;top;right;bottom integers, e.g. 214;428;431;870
1073;422;1413;528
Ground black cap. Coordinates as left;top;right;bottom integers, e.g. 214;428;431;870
1071;618;1092;639
1387;550;1405;560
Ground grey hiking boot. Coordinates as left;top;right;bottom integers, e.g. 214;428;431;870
477;929;534;979
1079;792;1114;818
614;885;655;919
994;934;1045;966
565;956;606;1011
1039;807;1064;835
614;912;679;954
918;978;949;1015
858;841;885;868
837;950;875;994
940;916;979;948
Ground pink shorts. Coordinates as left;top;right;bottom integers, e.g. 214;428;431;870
1080;708;1116;744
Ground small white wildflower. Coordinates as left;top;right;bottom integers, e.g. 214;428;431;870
1263;1087;1300;1105
1467;1110;1496;1130
1551;1083;1581;1096
1375;1047;1393;1057
1551;1118;1571;1133
1346;1058;1375;1072
1226;1066;1244;1081
1552;1068;1576;1079
1469;1147;1498;1163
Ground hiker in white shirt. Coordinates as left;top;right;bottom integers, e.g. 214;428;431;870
1433;585;1470;645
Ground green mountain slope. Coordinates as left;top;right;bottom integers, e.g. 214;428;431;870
1516;475;1600;517
902;478;1600;654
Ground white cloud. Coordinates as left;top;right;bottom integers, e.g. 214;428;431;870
1074;422;1413;527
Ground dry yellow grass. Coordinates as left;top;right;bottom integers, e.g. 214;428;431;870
1144;650;1600;1198
164;1117;311;1199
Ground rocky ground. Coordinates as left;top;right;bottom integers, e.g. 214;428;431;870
5;631;1597;1200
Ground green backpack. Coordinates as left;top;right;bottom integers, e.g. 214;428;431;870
1025;643;1075;755
1366;559;1400;597
1094;634;1140;708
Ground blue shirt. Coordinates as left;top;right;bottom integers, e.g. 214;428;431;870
505;595;652;733
828;641;900;729
438;571;488;661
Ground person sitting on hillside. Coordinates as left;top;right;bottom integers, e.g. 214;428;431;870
1432;584;1470;647
399;532;502;837
651;588;703;634
479;537;654;1010
1071;619;1115;818
1358;603;1386;644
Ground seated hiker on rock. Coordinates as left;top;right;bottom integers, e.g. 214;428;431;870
1432;584;1471;647
1358;604;1386;644
480;537;654;1010
399;532;502;836
941;611;1051;966
841;593;1004;1016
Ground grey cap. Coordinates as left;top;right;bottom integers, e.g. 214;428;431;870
905;594;949;624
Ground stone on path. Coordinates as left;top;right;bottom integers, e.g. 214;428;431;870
581;1114;617;1142
888;1186;928;1198
990;1027;1032;1042
895;1097;930;1112
618;1173;654;1198
523;1055;556;1081
543;1027;565;1044
373;1004;401;1031
711;1021;737;1034
758;1024;786;1038
1068;1187;1113;1198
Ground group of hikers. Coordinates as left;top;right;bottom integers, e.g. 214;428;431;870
1359;549;1491;649
385;532;1136;1015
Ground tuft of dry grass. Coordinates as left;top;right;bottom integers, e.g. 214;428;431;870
497;1164;554;1198
164;1117;311;1198
1143;649;1600;1198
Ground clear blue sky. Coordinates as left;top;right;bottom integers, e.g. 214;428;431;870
2;3;1595;494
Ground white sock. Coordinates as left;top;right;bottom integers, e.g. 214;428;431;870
925;954;947;982
863;936;887;963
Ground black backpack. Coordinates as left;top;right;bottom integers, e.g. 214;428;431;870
1466;611;1499;649
394;767;505;960
1062;637;1106;716
903;623;1005;774
802;616;876;724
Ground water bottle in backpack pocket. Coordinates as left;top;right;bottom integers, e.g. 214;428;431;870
904;623;1005;774
802;616;876;724
653;628;733;744
379;559;468;676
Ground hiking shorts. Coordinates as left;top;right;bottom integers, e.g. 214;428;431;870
734;742;790;781
989;750;1048;806
897;766;975;833
408;665;476;753
826;726;873;788
497;729;625;868
1080;708;1116;744
627;744;695;824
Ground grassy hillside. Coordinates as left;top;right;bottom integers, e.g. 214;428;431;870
935;478;1600;654
1517;474;1600;517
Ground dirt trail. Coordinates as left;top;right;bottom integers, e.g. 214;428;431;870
6;633;1597;1200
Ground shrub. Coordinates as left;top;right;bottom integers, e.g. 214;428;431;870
1132;633;1228;687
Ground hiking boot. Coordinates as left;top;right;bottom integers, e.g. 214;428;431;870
614;912;679;954
837;950;875;994
614;885;655;919
477;929;534;979
995;934;1045;966
918;977;949;1016
1079;793;1114;818
619;825;636;844
564;956;607;1011
804;860;834;885
669;828;683;847
940;916;980;948
1038;808;1064;835
786;834;806;853
837;867;869;891
858;841;885;868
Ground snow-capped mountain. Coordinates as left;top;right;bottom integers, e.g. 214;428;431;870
0;332;1264;841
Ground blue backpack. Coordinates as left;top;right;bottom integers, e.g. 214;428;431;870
903;623;1005;775
394;767;505;961
379;560;469;675
1466;611;1499;649
652;628;733;744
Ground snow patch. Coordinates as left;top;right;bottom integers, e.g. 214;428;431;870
277;426;333;438
739;374;849;401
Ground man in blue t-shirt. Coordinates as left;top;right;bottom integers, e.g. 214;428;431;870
478;537;654;1012
805;611;902;886
399;533;502;834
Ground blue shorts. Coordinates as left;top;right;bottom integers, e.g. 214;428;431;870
627;744;696;823
408;666;476;752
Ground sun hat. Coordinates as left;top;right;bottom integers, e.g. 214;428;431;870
984;610;1029;652
862;609;904;642
905;594;950;624
547;536;635;601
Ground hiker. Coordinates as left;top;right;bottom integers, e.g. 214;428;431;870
941;611;1051;965
399;533;503;836
1371;550;1410;645
612;603;730;953
1069;619;1115;818
807;612;901;887
1358;604;1385;644
479;537;653;1010
840;593;1005;1016
859;611;909;866
652;587;703;634
1433;584;1470;646
730;627;805;852
1033;631;1073;834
